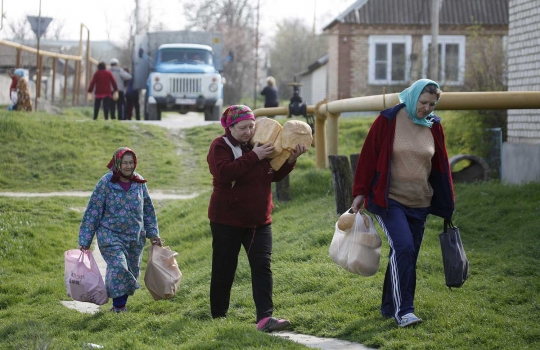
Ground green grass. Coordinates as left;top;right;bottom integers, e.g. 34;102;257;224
0;109;538;349
0;110;211;193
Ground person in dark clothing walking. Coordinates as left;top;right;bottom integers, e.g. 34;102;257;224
87;62;118;120
260;76;279;108
207;105;307;332
109;58;132;120
351;79;455;328
123;67;140;120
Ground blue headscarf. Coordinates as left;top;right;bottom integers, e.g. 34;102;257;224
14;69;25;77
398;79;440;128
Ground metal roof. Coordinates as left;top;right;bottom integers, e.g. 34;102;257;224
324;0;509;29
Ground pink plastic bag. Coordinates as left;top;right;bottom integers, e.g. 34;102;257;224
64;249;108;305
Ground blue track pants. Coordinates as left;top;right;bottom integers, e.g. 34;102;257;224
375;199;430;323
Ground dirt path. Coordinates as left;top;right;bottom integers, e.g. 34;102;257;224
0;191;199;200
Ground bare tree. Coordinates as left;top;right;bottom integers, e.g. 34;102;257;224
268;18;328;100
43;19;66;41
6;17;33;42
184;0;256;104
464;23;508;140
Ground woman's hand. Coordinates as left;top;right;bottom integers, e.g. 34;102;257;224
79;245;90;251
351;195;365;213
150;237;163;247
287;144;308;164
252;142;275;160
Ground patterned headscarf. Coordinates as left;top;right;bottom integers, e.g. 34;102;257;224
14;69;25;77
220;105;255;128
106;147;147;183
398;79;440;128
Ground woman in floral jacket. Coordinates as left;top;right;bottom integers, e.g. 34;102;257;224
78;147;162;312
14;69;32;112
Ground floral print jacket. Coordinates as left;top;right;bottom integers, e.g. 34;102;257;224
78;171;159;248
16;77;32;112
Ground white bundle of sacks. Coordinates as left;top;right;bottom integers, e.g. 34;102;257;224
329;210;382;276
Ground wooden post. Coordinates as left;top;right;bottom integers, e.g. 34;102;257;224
349;153;360;179
72;61;79;105
51;57;56;103
328;155;353;215
275;175;291;202
63;59;69;102
16;48;22;67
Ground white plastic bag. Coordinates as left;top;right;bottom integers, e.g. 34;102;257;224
64;249;108;305
329;211;382;276
144;245;182;301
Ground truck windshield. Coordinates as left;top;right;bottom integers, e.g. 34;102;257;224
159;49;213;65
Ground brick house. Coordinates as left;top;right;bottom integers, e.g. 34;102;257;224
322;0;509;100
502;0;540;183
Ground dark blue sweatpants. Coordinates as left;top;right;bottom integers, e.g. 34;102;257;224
375;199;430;323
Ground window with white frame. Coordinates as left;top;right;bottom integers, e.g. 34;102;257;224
368;35;412;85
422;35;466;85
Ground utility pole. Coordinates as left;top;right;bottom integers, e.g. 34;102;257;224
429;0;440;80
253;0;260;109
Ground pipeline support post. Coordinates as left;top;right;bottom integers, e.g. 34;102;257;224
327;110;341;157
314;100;328;169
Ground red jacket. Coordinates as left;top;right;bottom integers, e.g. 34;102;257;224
9;77;17;93
87;69;118;95
207;129;295;228
352;104;455;219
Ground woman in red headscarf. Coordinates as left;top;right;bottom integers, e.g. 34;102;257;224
78;147;162;312
207;105;307;332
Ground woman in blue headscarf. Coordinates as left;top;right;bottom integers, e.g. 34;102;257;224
13;69;32;112
351;79;455;328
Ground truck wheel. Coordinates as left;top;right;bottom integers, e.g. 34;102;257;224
204;105;221;121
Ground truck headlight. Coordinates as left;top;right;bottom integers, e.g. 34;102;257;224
209;83;218;92
153;82;163;92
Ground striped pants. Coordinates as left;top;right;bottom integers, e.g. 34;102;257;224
375;199;430;323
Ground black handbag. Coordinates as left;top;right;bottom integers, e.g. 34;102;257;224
439;220;469;289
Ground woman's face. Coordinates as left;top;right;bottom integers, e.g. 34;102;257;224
120;153;135;178
229;119;255;143
416;92;438;119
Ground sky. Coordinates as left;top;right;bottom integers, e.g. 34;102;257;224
1;0;353;43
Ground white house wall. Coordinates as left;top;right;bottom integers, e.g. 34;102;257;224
311;64;328;105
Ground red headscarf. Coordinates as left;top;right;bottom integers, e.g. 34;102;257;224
106;147;147;183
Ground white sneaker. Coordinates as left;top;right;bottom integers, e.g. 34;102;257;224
398;313;422;327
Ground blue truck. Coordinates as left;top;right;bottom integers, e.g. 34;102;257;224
132;31;224;121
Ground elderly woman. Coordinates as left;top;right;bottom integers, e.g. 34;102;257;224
207;105;307;332
78;147;162;312
351;79;454;328
14;69;32;112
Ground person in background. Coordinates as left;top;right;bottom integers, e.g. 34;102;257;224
123;67;140;121
7;68;18;111
207;105;307;332
78;147;162;312
8;68;17;95
109;58;132;120
351;79;454;328
13;69;32;112
260;76;279;108
87;62;118;120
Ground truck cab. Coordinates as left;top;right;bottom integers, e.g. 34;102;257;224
132;31;224;121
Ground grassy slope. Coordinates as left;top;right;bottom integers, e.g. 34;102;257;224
0;109;538;349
